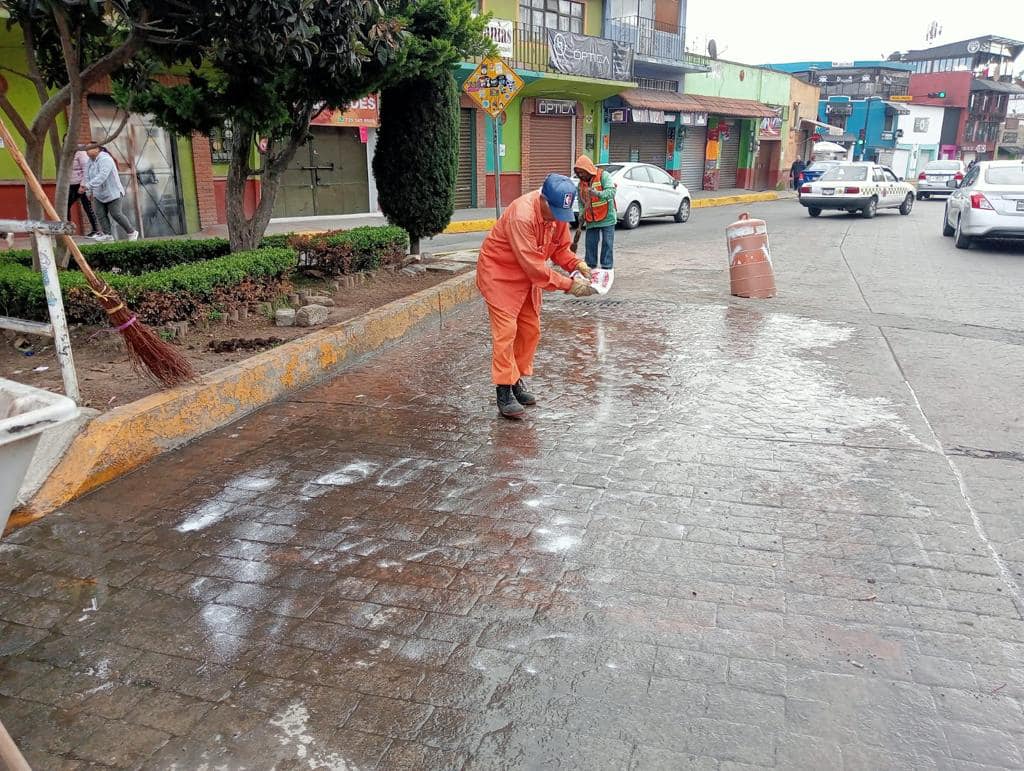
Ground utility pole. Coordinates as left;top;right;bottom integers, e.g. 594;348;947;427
862;98;873;161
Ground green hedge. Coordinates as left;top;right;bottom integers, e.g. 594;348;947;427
292;225;408;275
1;247;296;325
0;239;230;274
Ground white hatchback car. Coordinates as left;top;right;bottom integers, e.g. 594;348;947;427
943;160;1024;249
572;162;691;229
798;162;915;218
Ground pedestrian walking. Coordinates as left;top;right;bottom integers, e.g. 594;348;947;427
84;146;138;242
476;173;596;419
573;155;617;274
68;144;100;238
790;156;807;189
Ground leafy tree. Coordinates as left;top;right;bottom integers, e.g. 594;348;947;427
0;0;151;265
373;0;492;253
124;0;405;252
373;72;459;255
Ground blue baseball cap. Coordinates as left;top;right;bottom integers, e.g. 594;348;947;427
540;174;577;222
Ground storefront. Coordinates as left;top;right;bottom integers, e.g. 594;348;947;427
274;96;379;217
678;115;708;190
608;108;669;167
523;98;579;190
716;120;741;188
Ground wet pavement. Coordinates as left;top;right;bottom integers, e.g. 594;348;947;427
3;200;1024;769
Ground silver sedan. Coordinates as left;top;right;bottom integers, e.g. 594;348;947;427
943;161;1024;249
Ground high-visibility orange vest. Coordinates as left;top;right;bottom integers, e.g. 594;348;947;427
582;178;610;223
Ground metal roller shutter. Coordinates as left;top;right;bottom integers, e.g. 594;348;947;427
455;109;474;209
527;115;573;190
718;122;740;188
680;125;707;190
609;123;666;167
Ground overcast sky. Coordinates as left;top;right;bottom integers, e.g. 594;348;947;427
686;0;1024;72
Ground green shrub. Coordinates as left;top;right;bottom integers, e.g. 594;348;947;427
1;247;295;325
291;225;408;275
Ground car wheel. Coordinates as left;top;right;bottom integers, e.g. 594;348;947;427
899;194;914;215
674;198;691;223
861;197;878;219
623;202;641;229
921;193;929;200
954;214;972;249
915;192;923;201
942;205;955;237
807;207;822;217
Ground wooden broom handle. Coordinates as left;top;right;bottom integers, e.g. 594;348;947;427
0;718;31;771
0;117;103;287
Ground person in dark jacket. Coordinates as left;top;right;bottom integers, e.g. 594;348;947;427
790;157;807;189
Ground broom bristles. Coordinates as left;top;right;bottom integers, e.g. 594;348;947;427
105;303;195;388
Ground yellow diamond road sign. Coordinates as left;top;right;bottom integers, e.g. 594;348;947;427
463;57;524;118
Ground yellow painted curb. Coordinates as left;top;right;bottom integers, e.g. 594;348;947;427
692;191;784;208
13;270;480;526
443;218;496;234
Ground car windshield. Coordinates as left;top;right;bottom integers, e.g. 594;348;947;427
600;165;624;175
985;166;1024;185
820;166;868;182
924;161;961;171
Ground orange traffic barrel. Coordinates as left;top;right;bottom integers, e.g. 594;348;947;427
725;212;776;299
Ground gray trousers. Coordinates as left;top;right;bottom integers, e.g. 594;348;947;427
94;196;136;238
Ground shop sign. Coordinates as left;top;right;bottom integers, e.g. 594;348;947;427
631;109;665;124
975;143;987;152
547;30;633;81
536;99;577;116
463;57;524;118
890;95;913;102
311;95;381;127
484;19;514;58
680;112;708;126
758;107;782;140
606;108;629;124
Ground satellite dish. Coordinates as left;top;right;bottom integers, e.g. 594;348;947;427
708;39;718;60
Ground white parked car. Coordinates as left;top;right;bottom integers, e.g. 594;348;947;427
572;162;691;229
798;162;915;218
916;159;965;200
943;160;1024;249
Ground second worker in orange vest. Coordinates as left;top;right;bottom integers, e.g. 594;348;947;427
573;155;618;272
477;174;596;419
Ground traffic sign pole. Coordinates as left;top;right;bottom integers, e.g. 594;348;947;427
493;115;503;218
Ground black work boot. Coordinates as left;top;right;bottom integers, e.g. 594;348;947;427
496;385;525;419
512;379;537;406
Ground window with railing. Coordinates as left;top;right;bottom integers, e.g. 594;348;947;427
636;77;679;92
519;0;583;35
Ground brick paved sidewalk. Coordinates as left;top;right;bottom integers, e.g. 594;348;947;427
1;297;1023;769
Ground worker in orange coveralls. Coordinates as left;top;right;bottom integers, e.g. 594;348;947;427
477;173;597;419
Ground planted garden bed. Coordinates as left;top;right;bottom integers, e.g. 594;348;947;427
0;227;469;408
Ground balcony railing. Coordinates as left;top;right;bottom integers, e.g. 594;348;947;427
503;23;634;82
605;16;710;70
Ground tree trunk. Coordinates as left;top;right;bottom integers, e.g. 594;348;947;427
410;236;421;255
24;138;47;271
225;119;308;252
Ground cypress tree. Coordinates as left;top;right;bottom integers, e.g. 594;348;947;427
374;71;460;255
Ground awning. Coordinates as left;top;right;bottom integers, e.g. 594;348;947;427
800;118;843;136
620;89;776;118
884;101;910;115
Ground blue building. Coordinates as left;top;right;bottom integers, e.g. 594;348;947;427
765;61;913;162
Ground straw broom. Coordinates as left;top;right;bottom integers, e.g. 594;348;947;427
0;118;194;388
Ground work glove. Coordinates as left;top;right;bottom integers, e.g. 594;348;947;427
567;279;596;297
575;260;592;278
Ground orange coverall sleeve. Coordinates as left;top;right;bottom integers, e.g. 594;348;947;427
548;222;581;274
507;216;575;293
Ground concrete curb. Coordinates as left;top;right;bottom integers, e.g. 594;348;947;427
443;219;497;234
10;270;480;528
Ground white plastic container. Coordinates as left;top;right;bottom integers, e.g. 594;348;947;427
1;378;77;535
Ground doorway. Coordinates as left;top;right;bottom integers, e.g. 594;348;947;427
274;127;369;217
87;97;186;238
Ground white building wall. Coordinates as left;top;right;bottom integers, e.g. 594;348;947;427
893;104;945;178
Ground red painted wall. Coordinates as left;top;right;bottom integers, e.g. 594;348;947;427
213;179;261;226
1;182;58;221
909;71;973;149
484;173;522;209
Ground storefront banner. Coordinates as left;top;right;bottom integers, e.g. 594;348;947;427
631;109;666;124
548;30;633;81
484;19;514;58
311;95;380;127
